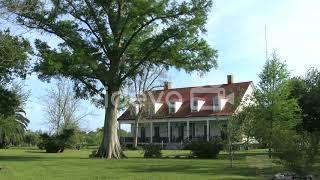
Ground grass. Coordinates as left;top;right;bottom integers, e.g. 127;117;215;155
0;148;282;180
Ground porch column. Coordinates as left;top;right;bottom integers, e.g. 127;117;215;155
168;121;171;143
206;120;209;142
150;121;153;143
187;121;190;140
118;122;121;142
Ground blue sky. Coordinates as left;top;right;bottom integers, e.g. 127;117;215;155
4;0;320;132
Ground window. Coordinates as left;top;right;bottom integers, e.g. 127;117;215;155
130;104;139;116
148;104;155;115
191;99;198;112
169;102;175;114
193;100;198;107
214;96;219;106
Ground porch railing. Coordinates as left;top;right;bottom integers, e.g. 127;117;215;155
120;135;222;144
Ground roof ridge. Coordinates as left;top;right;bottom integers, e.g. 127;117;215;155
151;81;253;92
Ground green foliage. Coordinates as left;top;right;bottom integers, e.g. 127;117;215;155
89;150;98;158
38;128;75;153
0;85;20;116
290;69;320;132
142;144;162;158
280;68;320;175
119;129;129;137
2;0;218;100
273;131;320;176
0;29;31;148
0;30;31;84
23;131;40;146
0;85;29;148
81;128;103;147
2;0;217;158
249;52;301;151
185;139;223;159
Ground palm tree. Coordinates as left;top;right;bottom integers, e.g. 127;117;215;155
0;107;29;148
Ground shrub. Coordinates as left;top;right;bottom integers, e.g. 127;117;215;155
142;144;162;158
89;150;97;158
122;144;142;151
38;128;75;153
37;141;45;150
24;131;40;146
185;139;223;159
273;130;320;176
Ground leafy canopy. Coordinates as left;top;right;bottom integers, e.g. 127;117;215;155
0;30;31;84
249;52;301;145
0;29;31;148
290;68;320;132
3;0;217;102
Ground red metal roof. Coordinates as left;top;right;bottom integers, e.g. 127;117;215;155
118;81;252;121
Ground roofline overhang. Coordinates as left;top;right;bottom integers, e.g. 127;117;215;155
118;115;231;123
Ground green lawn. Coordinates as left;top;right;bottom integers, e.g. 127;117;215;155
0;148;282;180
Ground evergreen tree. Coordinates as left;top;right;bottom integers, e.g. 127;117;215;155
252;52;300;158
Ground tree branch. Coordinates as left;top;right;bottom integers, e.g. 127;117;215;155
119;12;183;58
146;67;165;90
120;32;177;82
66;0;109;60
78;78;104;99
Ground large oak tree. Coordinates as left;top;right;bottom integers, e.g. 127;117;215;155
2;0;218;159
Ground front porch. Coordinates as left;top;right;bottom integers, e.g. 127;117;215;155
119;117;228;146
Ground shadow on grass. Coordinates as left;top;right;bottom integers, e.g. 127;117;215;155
0;156;41;161
125;161;277;178
24;150;47;153
0;150;89;162
218;151;268;160
0;155;87;161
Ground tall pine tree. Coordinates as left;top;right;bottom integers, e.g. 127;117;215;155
253;52;300;158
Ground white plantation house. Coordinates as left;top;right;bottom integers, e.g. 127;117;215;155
118;75;254;147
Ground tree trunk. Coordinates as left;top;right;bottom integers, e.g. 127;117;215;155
228;134;233;168
133;111;143;148
133;118;139;148
268;120;273;159
96;87;126;159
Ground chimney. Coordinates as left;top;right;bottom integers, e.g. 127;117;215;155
227;75;234;84
164;81;172;90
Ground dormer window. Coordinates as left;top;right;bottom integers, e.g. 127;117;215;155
148;104;155;116
191;100;198;112
214;96;219;106
191;98;205;112
168;101;182;114
130;103;140;116
169;102;175;114
213;96;219;112
213;95;227;112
